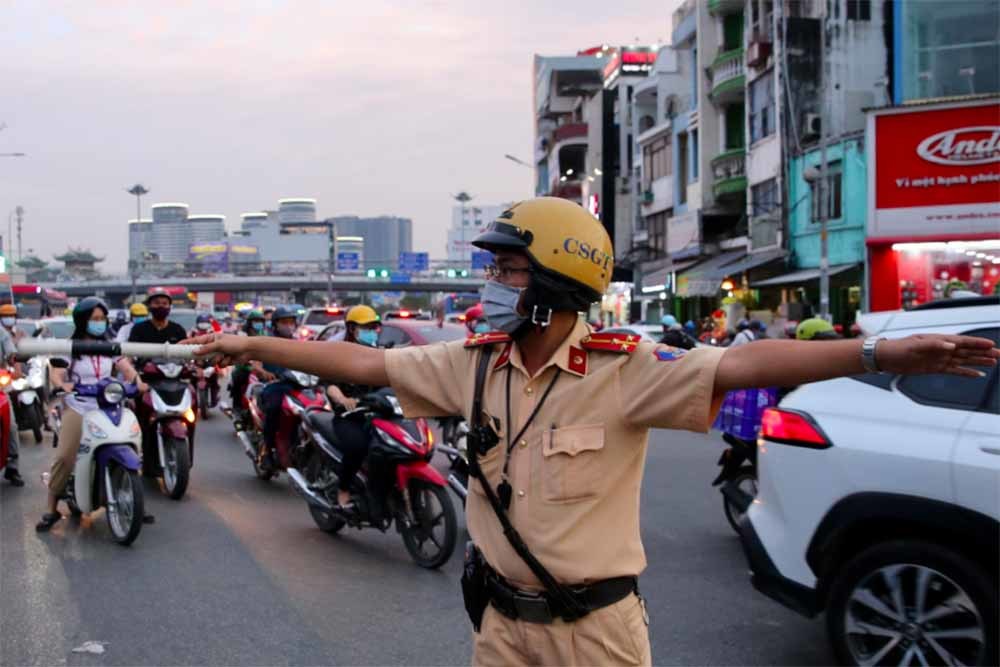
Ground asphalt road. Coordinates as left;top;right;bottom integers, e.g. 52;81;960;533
1;412;831;666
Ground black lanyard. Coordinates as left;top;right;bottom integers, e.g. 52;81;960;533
497;365;561;509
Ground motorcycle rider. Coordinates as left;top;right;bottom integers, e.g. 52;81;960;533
0;307;24;486
191;314;220;408
228;310;271;414
190;313;215;338
257;305;300;469
796;317;842;341
128;288;189;477
115;303;149;343
35;297;147;532
325;304;382;510
464;303;490;337
188;197;998;667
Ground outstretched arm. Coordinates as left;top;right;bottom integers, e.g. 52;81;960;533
187;334;390;387
715;335;999;393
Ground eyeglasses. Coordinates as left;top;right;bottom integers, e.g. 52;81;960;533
485;265;533;281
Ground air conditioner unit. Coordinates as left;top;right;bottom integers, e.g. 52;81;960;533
801;113;821;141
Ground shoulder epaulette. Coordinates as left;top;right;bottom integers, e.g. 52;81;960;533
580;332;640;354
464;331;512;348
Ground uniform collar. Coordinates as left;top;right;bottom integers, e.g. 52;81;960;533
492;318;591;378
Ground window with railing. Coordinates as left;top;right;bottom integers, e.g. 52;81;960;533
751;178;778;216
648;211;669;254
642;137;672;189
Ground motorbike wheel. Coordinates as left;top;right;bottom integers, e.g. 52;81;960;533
105;464;144;546
199;387;210;420
723;467;758;534
309;504;346;533
400;480;457;569
162;436;191;500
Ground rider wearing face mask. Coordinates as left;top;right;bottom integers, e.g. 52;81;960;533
257;305;300;469
115;303;149;343
228;310;270;413
325;305;382;511
127;289;187;345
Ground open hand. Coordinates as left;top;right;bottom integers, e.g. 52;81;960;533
877;334;999;378
181;333;252;368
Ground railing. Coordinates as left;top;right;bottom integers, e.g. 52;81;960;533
553;122;587;143
708;0;745;15
709;49;746;97
711;149;747;198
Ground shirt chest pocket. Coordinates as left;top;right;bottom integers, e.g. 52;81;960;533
541;424;606;503
469;437;504;498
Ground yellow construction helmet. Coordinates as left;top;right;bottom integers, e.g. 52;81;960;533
346;305;380;326
0;304;17;317
472;197;613;312
129;303;149;317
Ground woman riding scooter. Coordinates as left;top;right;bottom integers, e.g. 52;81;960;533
36;298;148;532
325;305;382;511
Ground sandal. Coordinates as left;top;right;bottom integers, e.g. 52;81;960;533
35;512;62;532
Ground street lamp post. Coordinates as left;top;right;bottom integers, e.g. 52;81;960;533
126;184;149;302
817;8;830;322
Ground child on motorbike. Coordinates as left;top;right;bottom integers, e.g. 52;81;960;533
36;298;148;532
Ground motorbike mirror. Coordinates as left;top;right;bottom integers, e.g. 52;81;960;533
31;328;44;338
49;357;69;369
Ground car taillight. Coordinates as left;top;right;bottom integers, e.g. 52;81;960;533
0;372;10;387
759;408;831;449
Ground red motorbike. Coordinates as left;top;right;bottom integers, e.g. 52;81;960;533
288;387;458;569
0;373;11;476
194;360;221;419
235;369;329;480
137;359;198;500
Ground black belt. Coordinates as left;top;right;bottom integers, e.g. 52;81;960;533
485;565;637;624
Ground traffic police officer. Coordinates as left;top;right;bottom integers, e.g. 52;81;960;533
188;197;999;667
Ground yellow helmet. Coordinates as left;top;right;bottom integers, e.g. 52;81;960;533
472;197;613;310
0;304;16;317
129;303;149;317
346;305;380;326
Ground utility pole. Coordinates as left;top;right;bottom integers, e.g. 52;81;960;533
817;6;830;322
14;206;23;264
126;184;149;302
327;221;335;306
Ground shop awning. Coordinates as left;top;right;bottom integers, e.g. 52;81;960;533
640;259;699;292
751;263;860;288
675;250;745;297
717;248;787;276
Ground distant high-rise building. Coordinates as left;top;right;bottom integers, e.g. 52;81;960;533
240;212;269;231
447;203;510;263
128;218;152;266
148;203;191;263
327;216;412;267
278;198;317;228
187;214;227;244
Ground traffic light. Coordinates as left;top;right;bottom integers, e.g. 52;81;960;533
447;269;469;278
366;268;390;279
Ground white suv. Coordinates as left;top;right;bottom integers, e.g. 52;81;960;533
738;296;998;666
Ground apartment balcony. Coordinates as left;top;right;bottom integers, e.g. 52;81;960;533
553;122;587;143
709;0;744;15
709;49;746;104
711;149;747;200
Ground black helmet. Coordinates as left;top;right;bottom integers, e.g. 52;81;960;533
72;297;109;339
144;287;173;305
271;305;298;323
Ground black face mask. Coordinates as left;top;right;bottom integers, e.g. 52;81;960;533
149;306;171;321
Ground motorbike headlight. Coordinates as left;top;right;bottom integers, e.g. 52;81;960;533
10;378;27;391
103;382;125;405
386;395;404;417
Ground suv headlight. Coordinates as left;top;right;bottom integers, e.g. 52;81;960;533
103;382;125;405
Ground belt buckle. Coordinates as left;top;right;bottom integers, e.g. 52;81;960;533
512;591;553;624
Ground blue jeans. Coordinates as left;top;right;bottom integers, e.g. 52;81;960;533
260;381;294;451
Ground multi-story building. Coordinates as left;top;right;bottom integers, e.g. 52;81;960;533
327;216;413;267
127;218;152;267
148;203;191;264
277;198;317;227
239;212;269;231
187;214;227;245
446;203;510;263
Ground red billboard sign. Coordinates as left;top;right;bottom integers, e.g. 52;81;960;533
868;100;1000;239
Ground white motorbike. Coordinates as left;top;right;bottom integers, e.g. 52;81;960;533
59;376;146;546
10;356;48;443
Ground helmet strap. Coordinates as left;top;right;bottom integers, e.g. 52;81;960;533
530;305;552;328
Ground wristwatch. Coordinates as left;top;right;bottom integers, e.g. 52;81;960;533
861;336;885;374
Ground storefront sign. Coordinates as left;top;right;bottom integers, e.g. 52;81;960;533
867;100;1000;239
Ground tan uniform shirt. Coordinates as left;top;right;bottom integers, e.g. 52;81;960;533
385;318;726;590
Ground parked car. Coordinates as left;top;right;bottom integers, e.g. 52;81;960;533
314;320;466;348
737;296;998;666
